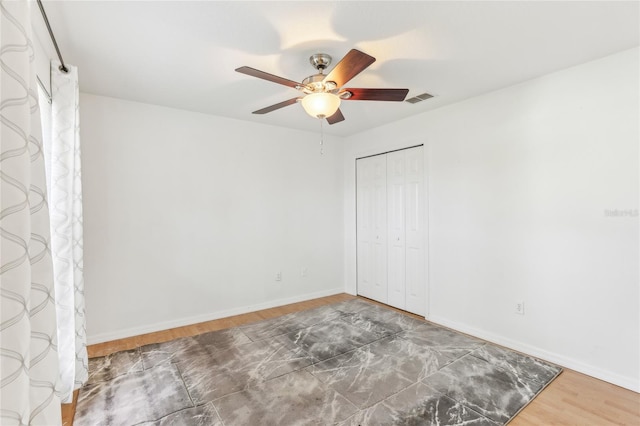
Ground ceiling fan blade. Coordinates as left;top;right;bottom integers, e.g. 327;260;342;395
323;49;375;88
236;66;301;89
326;108;345;125
252;98;300;114
343;88;409;102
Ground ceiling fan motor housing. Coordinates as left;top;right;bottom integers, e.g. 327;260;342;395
301;73;337;93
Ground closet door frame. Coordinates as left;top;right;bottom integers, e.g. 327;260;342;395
354;144;428;317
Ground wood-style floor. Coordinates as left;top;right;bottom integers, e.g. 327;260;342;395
62;293;640;426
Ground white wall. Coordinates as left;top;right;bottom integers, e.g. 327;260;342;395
80;94;345;343
343;47;639;391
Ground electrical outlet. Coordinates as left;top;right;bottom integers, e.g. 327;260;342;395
301;267;308;277
515;301;525;315
275;271;282;281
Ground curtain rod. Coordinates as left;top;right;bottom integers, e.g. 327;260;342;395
36;0;68;73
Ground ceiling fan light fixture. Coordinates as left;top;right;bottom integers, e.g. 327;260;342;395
301;92;341;119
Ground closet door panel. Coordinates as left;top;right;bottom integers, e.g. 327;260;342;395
356;158;375;299
371;156;388;302
386;151;406;310
356;155;387;303
405;147;426;315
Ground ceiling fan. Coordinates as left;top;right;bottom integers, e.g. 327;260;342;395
235;49;409;125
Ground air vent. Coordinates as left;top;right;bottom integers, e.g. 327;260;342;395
405;92;434;104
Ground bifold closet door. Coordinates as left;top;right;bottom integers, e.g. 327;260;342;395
356;146;425;316
385;146;425;314
356;154;388;302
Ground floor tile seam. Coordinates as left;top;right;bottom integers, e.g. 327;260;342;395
209;386;248;405
140;357;178;373
206;368;322;406
127;363;194;425
142;353;180;370
312;332;396;367
425;381;504;424
239;305;345;337
428;351;506;381
356;375;420;411
335;314;407;337
304;352;375;383
306;350;422;409
243;332;282;343
283;340;321;366
467;347;564;388
262;317;345;343
140;350;158;371
84;374;122;386
242;323;314;343
236;326;256;343
224;310;315;342
447;341;488;358
352;333;428;371
419;368;518;425
173;358;198;409
343;378;423;417
238;344;315;379
469;338;566;371
232;333;315;361
466;349;556;390
349;319;399;343
503;367;564;425
128;401;212;426
200;353;317;399
291;329;379;368
209;400;228;426
87;348;144;372
393;333;486;371
419;382;502;426
249;361;313;384
84;358;148;386
321;381;361;416
306;354;375;377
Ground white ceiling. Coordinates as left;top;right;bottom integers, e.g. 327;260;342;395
37;1;639;137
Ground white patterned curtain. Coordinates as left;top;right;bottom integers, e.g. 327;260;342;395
0;0;62;424
43;60;88;402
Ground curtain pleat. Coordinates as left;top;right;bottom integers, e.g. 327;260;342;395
47;61;88;402
0;0;63;424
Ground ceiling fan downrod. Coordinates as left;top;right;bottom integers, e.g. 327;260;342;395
309;53;332;72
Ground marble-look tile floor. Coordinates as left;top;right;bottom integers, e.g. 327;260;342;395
75;299;562;426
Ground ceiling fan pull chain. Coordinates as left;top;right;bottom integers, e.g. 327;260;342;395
319;119;324;155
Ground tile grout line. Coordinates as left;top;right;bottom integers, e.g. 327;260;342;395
210;401;228;426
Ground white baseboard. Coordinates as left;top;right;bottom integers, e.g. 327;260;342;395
429;315;640;393
87;287;344;345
